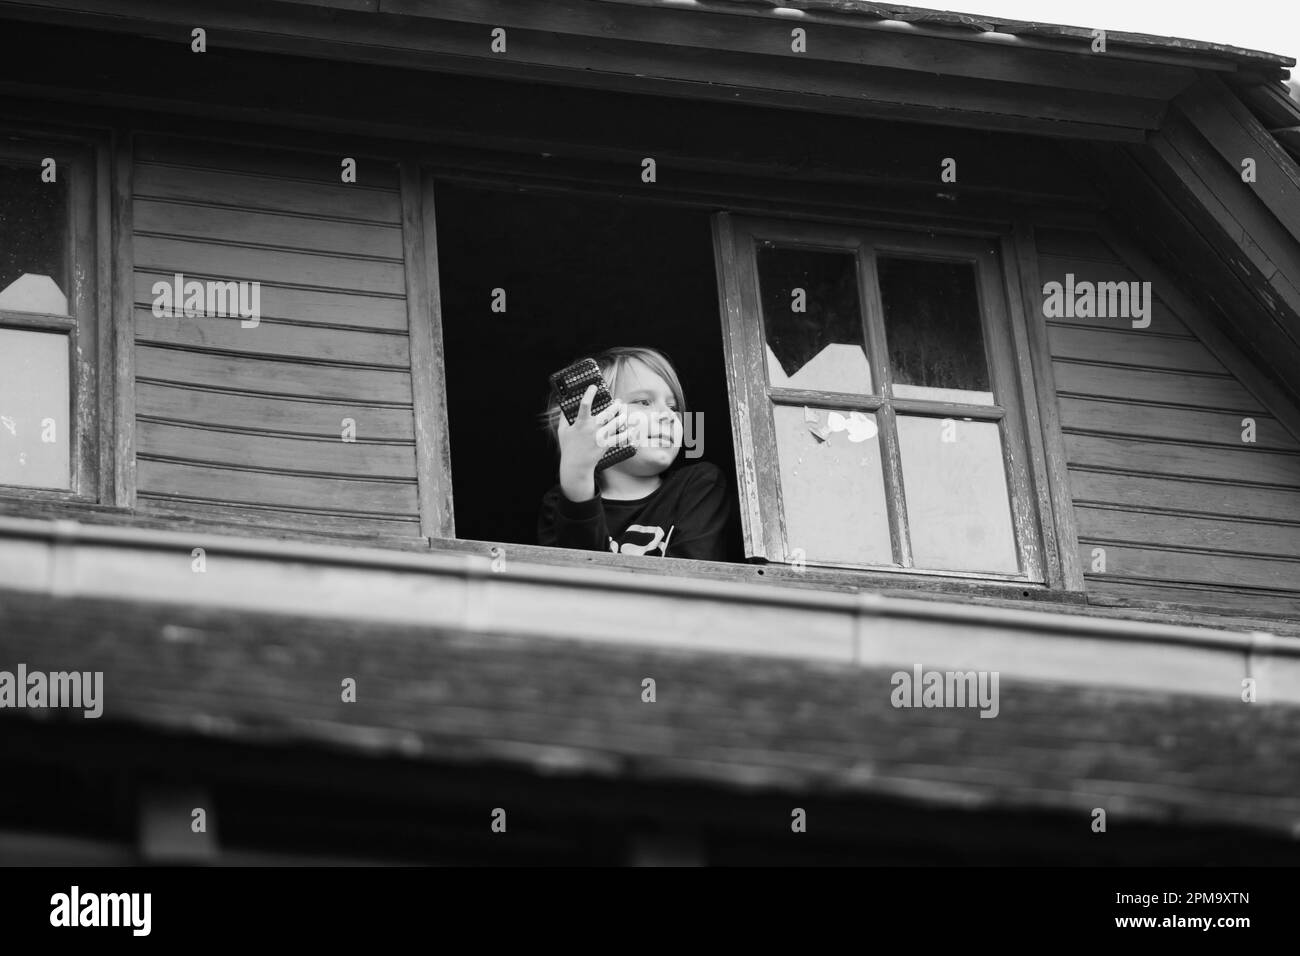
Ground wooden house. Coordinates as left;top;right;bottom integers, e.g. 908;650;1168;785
0;0;1298;865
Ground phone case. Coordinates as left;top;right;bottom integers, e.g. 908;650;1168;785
550;358;637;472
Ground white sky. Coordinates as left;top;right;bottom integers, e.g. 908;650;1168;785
940;0;1300;70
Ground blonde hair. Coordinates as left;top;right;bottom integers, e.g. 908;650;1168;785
541;346;687;450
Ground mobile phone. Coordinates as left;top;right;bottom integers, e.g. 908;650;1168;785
549;357;637;472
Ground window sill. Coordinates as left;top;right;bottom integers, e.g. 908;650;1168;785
427;537;1083;605
1;512;1298;706
1;498;1296;635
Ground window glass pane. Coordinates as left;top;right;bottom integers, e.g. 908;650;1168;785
773;403;892;566
0;162;70;315
0;328;70;489
897;416;1016;573
757;243;872;394
878;256;992;405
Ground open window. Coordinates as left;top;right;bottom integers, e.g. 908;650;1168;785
433;180;743;560
0;138;99;499
713;214;1048;581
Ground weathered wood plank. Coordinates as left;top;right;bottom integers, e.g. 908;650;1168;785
1077;505;1300;560
96;136;115;505
1053;362;1265;412
137;420;416;479
134;199;404;259
1047;324;1226;373
136;382;416;441
1070;469;1300;521
1085;578;1300;618
134;138;397;194
133;236;405;295
134;310;410;368
136;495;421;537
113;132;137;507
135;162;402;223
135;346;413;403
69;144;98;500
134;272;407;331
1078;542;1300;590
136;458;419;514
1064;433;1300;485
1059;398;1294;450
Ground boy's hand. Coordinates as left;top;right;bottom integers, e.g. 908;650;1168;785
558;385;637;501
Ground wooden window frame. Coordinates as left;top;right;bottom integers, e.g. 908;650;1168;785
713;211;1062;586
402;161;455;539
0;134;107;504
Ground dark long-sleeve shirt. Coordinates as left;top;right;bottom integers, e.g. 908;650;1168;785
538;462;730;561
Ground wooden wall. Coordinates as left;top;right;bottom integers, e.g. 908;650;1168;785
131;136;421;536
1037;228;1300;615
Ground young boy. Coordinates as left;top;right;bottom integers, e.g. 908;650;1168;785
538;347;730;561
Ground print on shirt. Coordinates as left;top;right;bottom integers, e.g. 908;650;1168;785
609;524;676;556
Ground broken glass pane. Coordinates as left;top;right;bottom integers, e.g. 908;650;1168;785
757;243;872;394
0;162;70;315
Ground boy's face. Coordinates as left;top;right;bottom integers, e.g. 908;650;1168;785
606;358;682;477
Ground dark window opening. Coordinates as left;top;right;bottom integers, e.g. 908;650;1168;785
435;182;743;561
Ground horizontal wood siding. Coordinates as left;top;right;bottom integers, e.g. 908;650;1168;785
1038;228;1300;616
132;136;420;535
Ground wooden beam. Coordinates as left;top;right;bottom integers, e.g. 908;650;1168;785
95;135;115;506
401;165;455;539
379;0;1198;100
111;132;136;508
709;213;766;561
0;46;1108;207
1005;225;1081;590
1090;144;1300;396
594;0;1261;73
0;0;1166;139
1145;128;1300;351
1176;77;1300;248
1122;139;1300;390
